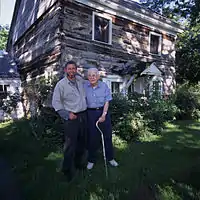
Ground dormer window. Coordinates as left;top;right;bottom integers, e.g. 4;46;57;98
149;32;162;55
92;12;112;45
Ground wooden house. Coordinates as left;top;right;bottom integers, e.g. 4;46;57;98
7;0;183;99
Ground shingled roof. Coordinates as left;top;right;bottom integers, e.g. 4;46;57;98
0;50;19;78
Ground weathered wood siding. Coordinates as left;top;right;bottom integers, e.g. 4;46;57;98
60;1;176;74
13;2;62;81
12;0;58;43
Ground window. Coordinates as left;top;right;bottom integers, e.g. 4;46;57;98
152;80;162;96
92;12;112;44
128;83;134;94
111;82;120;94
149;32;162;55
0;85;9;99
149;76;163;97
102;75;123;95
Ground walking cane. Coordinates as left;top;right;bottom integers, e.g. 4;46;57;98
96;121;108;179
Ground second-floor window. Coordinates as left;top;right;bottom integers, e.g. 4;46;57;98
149;32;162;55
92;12;112;45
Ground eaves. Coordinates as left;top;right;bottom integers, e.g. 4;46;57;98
75;0;184;36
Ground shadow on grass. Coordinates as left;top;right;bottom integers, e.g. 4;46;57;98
1;119;200;200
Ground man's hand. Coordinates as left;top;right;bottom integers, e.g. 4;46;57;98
98;115;106;123
69;112;77;120
57;109;69;120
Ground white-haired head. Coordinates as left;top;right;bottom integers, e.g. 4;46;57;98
87;68;99;76
87;68;100;85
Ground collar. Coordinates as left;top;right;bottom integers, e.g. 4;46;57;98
65;76;78;84
87;81;100;88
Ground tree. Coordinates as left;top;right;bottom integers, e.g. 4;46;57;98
0;25;9;50
176;16;200;84
139;0;194;20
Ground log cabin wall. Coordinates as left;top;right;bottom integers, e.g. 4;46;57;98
7;0;180;99
60;1;176;75
11;0;62;82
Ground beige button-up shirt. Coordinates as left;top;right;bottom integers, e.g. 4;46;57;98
52;76;87;113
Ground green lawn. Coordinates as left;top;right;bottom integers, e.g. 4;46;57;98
1;120;200;200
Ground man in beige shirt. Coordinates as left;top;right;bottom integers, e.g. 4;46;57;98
52;60;87;182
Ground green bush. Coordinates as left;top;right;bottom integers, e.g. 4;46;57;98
175;83;200;120
145;95;179;134
112;111;148;141
29;107;64;147
110;92;178;140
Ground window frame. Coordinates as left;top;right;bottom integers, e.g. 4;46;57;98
149;76;163;96
102;75;123;95
0;84;9;99
92;12;113;45
149;32;162;56
111;82;121;94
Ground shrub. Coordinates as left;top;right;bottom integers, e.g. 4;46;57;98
145;95;178;134
112;111;148;141
29;107;64;147
110;92;178;140
175;83;200;120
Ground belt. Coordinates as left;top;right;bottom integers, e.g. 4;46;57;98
74;110;87;114
87;107;103;110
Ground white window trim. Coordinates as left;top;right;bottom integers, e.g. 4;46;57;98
149;32;162;56
92;12;113;45
102;75;124;94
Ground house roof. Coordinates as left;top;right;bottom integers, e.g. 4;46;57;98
141;62;162;76
0;50;19;78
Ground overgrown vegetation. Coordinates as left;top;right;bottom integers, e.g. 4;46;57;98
1;119;200;200
0;25;9;50
175;83;200;120
110;82;200;142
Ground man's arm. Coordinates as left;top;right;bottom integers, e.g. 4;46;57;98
98;83;112;123
52;83;69;120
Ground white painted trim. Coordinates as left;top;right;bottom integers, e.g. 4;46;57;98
92;11;112;45
102;75;124;93
75;0;183;36
149;32;162;56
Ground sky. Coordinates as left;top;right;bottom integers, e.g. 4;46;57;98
0;0;16;25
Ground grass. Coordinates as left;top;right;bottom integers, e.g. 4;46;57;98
1;119;200;200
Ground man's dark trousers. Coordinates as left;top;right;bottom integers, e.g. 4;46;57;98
62;111;87;177
87;109;114;163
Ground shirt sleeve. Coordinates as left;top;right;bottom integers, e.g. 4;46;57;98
104;82;112;102
52;83;65;111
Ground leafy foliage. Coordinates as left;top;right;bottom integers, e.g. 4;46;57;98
139;0;195;20
0;25;9;50
175;83;200;119
22;76;58;117
0;92;21;114
110;93;178;141
176;19;200;84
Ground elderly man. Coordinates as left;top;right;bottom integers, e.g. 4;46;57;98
52;60;87;181
84;68;118;170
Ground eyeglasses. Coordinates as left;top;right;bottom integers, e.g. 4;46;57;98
88;74;98;78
